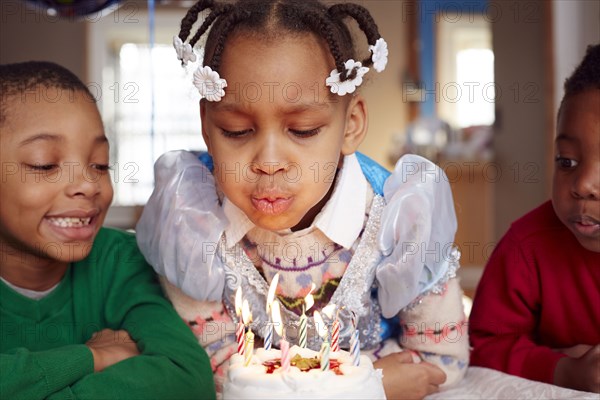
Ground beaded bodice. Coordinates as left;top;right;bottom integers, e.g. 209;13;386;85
219;195;386;351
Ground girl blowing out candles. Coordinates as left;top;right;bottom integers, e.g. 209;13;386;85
137;0;469;397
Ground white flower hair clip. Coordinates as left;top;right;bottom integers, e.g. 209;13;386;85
193;65;228;102
172;36;226;102
326;59;369;96
370;38;388;73
173;35;197;66
325;37;387;96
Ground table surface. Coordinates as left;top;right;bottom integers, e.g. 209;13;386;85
426;367;598;400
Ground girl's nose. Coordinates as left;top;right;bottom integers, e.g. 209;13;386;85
250;132;289;175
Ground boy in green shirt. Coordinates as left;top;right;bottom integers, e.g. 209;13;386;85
0;61;216;399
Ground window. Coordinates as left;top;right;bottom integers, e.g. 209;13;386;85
88;6;205;206
436;13;494;129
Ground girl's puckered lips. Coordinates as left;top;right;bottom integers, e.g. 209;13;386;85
251;196;293;215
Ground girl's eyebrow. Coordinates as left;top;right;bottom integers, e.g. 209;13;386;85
18;133;63;147
284;102;331;114
212;101;331;114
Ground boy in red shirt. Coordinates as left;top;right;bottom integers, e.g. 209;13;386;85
469;44;600;393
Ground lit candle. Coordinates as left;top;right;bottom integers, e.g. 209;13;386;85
279;337;290;373
314;310;330;371
271;300;290;373
322;304;340;352
264;273;280;351
350;312;360;366
242;299;254;366
235;287;245;355
299;283;315;348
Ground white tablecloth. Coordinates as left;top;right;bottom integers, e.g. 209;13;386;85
426;367;598;400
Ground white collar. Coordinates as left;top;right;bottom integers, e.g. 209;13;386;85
223;153;368;249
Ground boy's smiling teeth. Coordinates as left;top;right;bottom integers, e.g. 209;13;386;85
47;217;92;228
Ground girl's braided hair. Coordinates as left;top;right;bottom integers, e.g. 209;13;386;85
177;0;383;82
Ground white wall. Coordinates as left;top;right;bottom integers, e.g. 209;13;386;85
355;0;409;169
553;0;600;111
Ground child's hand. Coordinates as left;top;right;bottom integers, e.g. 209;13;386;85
86;329;140;372
555;344;593;358
554;344;600;393
373;351;446;400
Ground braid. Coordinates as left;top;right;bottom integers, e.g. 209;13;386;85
297;9;356;81
328;3;381;67
179;0;214;42
176;0;386;90
209;8;252;72
189;3;234;48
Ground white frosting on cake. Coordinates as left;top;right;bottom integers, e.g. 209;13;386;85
223;346;386;399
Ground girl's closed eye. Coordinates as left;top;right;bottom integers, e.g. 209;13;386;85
289;127;321;138
90;163;112;172
221;128;253;138
555;155;579;169
25;163;59;172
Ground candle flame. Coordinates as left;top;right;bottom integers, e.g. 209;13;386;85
322;304;336;319
313;310;328;339
271;300;283;337
304;283;316;312
242;299;252;325
235;287;243;317
266;273;280;313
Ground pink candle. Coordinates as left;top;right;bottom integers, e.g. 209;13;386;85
271;300;290;373
280;337;290;373
235;287;245;355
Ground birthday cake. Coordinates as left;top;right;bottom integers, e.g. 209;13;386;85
223;345;386;399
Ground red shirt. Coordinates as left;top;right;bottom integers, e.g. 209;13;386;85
469;201;600;384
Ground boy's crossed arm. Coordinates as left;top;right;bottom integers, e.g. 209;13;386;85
86;329;140;372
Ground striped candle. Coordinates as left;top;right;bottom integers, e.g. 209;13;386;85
330;319;340;352
264;322;273;351
235;287;245;355
350;329;360;366
265;274;280;352
320;341;330;371
236;322;246;355
244;330;255;366
299;285;315;348
350;313;360;366
298;311;308;348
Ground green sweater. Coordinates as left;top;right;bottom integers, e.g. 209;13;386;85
0;228;216;400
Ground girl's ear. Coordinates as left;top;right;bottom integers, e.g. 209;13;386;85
200;100;212;154
341;95;368;155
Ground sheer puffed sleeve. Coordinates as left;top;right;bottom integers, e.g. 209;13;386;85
376;154;458;318
136;150;227;302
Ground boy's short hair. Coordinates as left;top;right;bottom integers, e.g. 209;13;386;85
559;44;600;117
0;61;95;125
